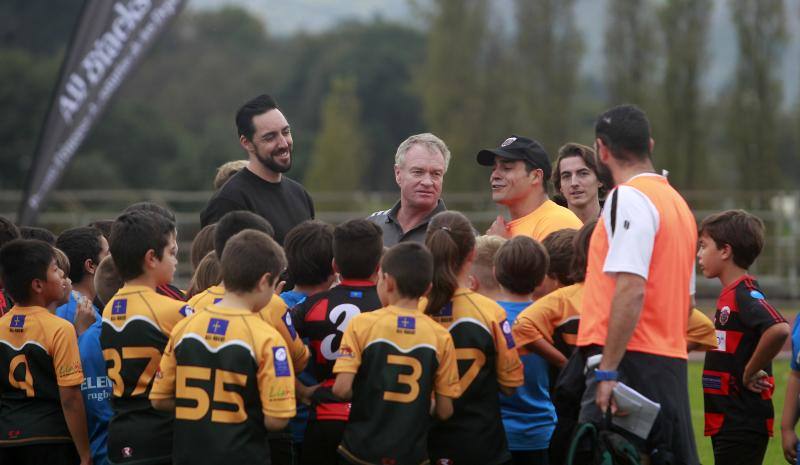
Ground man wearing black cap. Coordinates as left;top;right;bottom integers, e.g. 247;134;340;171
478;135;581;241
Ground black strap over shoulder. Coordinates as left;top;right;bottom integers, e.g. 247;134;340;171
610;188;619;236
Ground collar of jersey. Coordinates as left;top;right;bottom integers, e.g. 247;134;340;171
385;304;420;314
204;305;254;316
452;287;473;298
339;279;376;287
720;274;754;295
8;305;47;314
205;284;225;296
117;284;157;295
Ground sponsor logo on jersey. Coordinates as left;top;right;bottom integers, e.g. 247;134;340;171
750;290;765;300
122;446;133;458
397;316;415;334
111;299;127;321
207;318;229;341
269;384;292;402
349;291;363;299
719;306;730;326
58;361;82;379
282;311;297;339
500;319;515;348
273;346;291;377
179;305;193;317
213;298;222;304
338;345;354;358
9;314;25;332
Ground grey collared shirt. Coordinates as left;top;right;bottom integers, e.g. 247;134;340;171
367;199;447;247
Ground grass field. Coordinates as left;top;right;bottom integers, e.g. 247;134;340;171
688;361;790;465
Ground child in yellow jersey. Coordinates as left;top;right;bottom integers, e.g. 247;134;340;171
423;211;524;465
333;242;461;465
187;210;308;373
151;230;296;465
188;210;307;465
0;239;90;465
100;209;191;465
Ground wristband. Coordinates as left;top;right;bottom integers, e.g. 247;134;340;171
595;369;619;381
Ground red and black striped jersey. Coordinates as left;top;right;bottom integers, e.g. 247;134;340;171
0;306;83;446
291;280;381;422
0;289;13;318
156;283;186;302
703;275;786;437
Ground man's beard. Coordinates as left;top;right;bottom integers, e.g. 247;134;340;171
596;156;615;192
255;147;292;174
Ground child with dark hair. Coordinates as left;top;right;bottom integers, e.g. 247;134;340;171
332;242;461;465
279;220;335;459
493;236;555;465
88;220;113;242
55;227;109;324
281;220;335;308
20;225;57;245
291;219;383;464
100;210;191;465
424;211;523;465
189;210;307;465
151;230;297;465
0;216;21;317
0;239;91;465
189;210;307;373
536;228;577;298
56;227;113;465
698;209;789;465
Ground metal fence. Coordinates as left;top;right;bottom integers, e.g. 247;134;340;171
1;189;798;302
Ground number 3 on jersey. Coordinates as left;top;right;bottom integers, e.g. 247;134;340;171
320;303;361;360
384;355;421;403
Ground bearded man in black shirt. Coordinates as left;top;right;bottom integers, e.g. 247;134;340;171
201;94;315;244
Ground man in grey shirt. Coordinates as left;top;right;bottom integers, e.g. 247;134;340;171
367;133;450;246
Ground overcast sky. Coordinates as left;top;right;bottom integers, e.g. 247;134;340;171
189;0;799;104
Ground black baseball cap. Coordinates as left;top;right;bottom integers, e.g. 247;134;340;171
476;135;552;180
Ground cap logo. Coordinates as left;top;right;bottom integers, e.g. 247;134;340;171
500;137;516;147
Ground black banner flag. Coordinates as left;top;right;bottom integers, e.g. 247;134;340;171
18;0;186;225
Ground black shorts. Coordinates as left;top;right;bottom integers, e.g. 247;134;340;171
301;420;346;465
711;431;768;465
578;346;699;465
0;443;79;465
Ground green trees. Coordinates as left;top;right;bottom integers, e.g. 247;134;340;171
657;0;711;189
725;0;787;189
305;76;367;192
418;0;490;191
604;0;657;107
515;0;583;153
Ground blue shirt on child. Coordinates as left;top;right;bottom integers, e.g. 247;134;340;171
497;301;557;451
56;292;112;465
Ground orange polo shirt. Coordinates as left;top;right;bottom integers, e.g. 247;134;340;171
507;199;582;241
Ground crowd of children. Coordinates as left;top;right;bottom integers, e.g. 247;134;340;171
0;155;796;464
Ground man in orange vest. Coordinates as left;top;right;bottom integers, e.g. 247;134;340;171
576;105;699;464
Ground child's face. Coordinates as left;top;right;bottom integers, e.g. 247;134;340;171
43;259;68;304
697;233;724;278
154;233;178;286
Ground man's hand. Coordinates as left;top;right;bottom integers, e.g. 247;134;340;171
782;428;798;464
744;369;772;393
486;215;510;238
595;379;619;415
73;296;95;337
